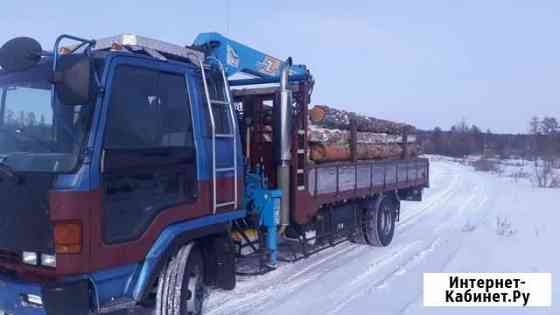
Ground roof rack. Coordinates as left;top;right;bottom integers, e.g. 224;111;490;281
72;34;206;65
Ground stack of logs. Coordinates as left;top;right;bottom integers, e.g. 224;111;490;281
308;105;419;163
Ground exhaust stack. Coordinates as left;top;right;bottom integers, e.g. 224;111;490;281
277;58;293;228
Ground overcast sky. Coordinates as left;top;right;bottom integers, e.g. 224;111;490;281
2;0;559;134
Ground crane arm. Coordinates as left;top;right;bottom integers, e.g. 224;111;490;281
193;32;309;83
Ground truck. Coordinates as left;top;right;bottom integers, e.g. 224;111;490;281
0;33;429;315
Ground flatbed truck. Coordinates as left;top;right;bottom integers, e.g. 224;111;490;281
0;33;429;315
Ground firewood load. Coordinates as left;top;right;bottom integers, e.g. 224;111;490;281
308;126;417;145
310;142;419;162
307;105;419;163
309;105;416;134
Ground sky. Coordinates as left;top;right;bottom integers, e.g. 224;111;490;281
1;0;560;134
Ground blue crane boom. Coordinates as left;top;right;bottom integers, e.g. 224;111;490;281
193;32;310;85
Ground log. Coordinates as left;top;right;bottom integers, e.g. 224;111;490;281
308;125;416;145
310;143;419;163
310;105;416;134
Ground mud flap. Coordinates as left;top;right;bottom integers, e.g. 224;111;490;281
398;188;423;202
204;233;236;290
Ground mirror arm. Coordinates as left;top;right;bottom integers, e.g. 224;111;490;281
69;41;88;55
53;34;95;73
53;35;99;106
92;63;101;88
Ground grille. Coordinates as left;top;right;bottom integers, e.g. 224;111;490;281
0;249;20;264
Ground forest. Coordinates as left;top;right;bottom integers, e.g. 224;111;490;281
418;116;560;160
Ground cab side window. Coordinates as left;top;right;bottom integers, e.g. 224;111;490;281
105;66;193;149
159;72;194;147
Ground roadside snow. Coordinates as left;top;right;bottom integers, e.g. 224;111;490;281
203;157;559;315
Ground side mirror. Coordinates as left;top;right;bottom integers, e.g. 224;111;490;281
0;37;42;72
54;55;97;106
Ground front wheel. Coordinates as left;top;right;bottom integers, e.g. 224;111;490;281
363;195;397;247
156;243;206;315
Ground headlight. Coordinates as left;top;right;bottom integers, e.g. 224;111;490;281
41;254;56;268
22;251;38;266
24;294;43;306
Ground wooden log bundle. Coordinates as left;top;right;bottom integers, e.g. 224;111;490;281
309;105;416;135
308;125;416;145
310;143;418;163
307;105;419;163
256;104;419;163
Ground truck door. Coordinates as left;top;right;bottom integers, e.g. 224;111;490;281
100;62;198;244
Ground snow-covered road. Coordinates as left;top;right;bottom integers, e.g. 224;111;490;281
202;158;559;315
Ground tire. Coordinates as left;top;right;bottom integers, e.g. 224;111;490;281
363;195;397;247
156;243;206;315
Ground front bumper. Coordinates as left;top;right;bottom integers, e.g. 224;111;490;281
0;272;90;315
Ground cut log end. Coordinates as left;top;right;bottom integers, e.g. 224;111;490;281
309;105;416;135
309;106;327;124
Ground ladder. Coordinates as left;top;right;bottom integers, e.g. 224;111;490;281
199;59;238;213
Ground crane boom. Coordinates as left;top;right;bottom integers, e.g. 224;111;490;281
193;32;310;84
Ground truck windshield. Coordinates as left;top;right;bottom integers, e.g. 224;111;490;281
0;61;93;173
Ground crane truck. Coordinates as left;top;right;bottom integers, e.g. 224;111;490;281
0;33;429;315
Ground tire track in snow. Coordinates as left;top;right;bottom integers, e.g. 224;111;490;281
205;244;365;315
346;241;422;289
326;237;443;315
397;240;466;315
208;238;426;314
327;164;491;315
398;167;462;232
394;172;494;315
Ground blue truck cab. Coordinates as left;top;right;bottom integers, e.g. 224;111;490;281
0;33;289;315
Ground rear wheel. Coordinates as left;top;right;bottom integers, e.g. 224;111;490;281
156;243;205;315
363;195;397;247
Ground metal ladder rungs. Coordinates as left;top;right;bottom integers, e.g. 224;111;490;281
216;201;236;208
216;134;235;138
211;99;230;105
200;58;238;214
216;167;235;172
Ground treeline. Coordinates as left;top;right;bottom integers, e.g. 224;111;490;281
418;117;560;159
3;109;48;128
1;109;51;141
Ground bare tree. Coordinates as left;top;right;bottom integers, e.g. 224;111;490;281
529;116;560;188
541;117;559;135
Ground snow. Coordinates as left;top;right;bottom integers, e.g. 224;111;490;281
201;156;559;315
